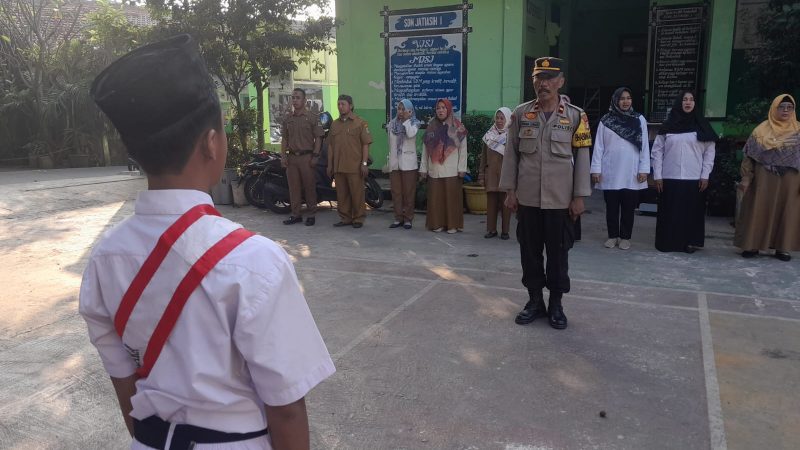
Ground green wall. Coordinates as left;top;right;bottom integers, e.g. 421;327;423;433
336;0;526;167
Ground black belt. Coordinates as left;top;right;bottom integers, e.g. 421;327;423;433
288;149;313;156
133;416;268;450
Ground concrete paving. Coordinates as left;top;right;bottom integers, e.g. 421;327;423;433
0;167;798;449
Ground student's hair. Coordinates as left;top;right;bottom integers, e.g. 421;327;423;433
125;97;222;176
293;88;306;99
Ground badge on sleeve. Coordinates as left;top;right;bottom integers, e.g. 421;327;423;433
572;112;592;148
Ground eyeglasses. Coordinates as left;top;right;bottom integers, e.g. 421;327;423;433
777;104;795;112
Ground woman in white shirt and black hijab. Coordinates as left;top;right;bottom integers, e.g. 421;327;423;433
651;90;717;253
591;87;650;250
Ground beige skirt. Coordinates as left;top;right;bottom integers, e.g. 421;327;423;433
426;176;464;230
734;164;800;251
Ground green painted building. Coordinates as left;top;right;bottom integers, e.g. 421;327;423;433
336;0;762;166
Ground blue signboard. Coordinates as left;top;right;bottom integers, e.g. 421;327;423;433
388;34;463;119
390;12;461;32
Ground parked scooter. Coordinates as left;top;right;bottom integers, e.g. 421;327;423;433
237;150;276;208
257;111;384;214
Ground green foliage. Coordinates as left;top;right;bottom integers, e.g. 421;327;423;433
461;112;494;179
707;138;742;217
747;1;800;96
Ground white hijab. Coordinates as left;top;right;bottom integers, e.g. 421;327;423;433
482;107;513;155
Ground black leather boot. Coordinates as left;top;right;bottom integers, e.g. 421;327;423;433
548;293;568;330
515;291;548;325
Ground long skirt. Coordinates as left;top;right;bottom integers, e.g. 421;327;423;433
426;176;463;230
655;179;706;252
734;165;800;251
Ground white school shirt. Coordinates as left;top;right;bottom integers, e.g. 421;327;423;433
651;132;716;180
590;117;650;190
387;119;419;171
79;190;335;441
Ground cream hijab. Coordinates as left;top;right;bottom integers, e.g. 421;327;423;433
751;94;800;150
482;107;513;155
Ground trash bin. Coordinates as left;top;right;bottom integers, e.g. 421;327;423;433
210;168;237;205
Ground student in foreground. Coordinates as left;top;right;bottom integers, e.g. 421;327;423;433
79;35;335;450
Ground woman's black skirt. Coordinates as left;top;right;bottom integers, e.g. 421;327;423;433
655;179;706;252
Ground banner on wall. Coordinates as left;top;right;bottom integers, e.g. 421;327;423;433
381;2;472;124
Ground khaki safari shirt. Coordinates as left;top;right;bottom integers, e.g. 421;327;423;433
281;109;324;153
329;112;373;174
499;97;592;209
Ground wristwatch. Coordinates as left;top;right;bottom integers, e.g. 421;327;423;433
361;161;368;166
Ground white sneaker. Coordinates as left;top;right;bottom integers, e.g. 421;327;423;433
446;228;458;234
618;239;631;250
432;227;443;233
604;238;618;248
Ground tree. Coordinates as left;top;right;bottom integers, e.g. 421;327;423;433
146;0;336;150
746;0;800;98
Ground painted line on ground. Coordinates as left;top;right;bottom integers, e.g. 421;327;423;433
303;254;800;305
332;280;439;363
698;292;728;450
302;266;800;323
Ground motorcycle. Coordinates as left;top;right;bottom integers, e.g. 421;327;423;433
237;151;274;208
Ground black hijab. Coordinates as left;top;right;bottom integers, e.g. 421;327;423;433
600;87;643;151
658;90;718;142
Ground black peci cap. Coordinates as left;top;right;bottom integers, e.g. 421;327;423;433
90;34;218;144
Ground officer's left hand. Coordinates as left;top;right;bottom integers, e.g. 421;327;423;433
568;197;585;222
699;179;709;192
458;172;465;178
637;173;648;183
360;165;369;178
310;156;318;168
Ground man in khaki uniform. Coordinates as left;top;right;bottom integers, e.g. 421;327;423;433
281;88;324;226
327;94;373;228
499;57;592;330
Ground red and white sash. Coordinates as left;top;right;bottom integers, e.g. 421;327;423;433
114;204;254;377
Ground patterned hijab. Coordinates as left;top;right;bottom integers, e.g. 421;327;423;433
482;107;512;155
423;98;467;165
600;87;643;151
658;90;718;142
744;94;800;174
389;99;421;155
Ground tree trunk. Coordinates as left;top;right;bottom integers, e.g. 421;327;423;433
254;76;265;151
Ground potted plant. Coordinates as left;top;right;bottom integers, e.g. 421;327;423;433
461;112;494;214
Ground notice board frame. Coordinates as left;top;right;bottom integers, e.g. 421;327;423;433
380;1;473;127
646;2;709;123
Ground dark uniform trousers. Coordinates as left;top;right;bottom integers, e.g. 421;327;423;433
335;172;366;224
287;153;317;217
516;205;575;294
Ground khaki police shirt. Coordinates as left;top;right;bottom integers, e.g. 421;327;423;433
329;112;373;174
499;98;592;209
281;109;324;153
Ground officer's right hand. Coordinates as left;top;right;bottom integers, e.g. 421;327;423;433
591;173;601;185
420;172;427;180
280;154;288;168
504;190;519;212
655;179;663;193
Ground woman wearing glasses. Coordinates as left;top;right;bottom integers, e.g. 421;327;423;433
735;94;800;261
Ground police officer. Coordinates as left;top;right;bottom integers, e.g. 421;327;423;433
327;94;373;228
281;88;324;226
499;57;592;330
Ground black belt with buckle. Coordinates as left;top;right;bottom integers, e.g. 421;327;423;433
288;149;313;156
133;416;268;450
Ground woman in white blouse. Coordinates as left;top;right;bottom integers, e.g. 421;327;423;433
591;87;650;250
651;91;717;253
387;99;421;229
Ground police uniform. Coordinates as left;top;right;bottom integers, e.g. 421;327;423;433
281;109;324;222
328;111;373;225
499;57;592;329
81;35;335;449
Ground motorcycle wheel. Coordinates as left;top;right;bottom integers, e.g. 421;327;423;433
244;175;266;208
265;191;291;214
365;176;384;209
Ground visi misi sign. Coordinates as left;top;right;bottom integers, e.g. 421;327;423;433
380;2;473;124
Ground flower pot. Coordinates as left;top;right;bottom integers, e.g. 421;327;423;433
68;154;89;168
463;182;487;215
210;168;237;205
37;155;54;170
